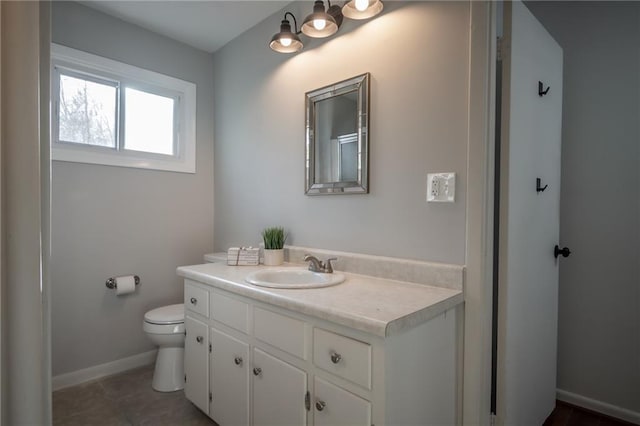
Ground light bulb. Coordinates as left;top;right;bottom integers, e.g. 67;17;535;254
280;37;292;47
355;0;369;11
313;19;326;30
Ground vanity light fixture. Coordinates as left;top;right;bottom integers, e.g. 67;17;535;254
269;0;383;54
342;0;384;20
301;0;339;38
269;12;304;53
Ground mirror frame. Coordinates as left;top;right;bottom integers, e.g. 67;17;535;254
305;73;370;195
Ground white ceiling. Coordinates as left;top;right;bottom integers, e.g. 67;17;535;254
80;1;292;53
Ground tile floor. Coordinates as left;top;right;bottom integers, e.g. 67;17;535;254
55;366;635;426
53;365;216;426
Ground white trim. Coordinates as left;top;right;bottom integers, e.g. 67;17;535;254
4;3;49;423
0;6;4;425
50;43;196;174
463;1;497;425
557;389;640;425
52;350;157;391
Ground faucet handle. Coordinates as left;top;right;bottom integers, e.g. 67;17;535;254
324;258;337;273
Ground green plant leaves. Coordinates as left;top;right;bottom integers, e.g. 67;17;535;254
261;226;286;250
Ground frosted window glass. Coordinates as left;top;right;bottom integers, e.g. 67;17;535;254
58;74;117;147
124;88;175;155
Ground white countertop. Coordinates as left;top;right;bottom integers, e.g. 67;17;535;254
177;262;463;338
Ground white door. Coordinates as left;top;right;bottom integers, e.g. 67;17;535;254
210;328;250;426
497;1;563;425
252;348;307;426
184;316;210;414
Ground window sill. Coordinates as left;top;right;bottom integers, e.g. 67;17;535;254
52;144;196;173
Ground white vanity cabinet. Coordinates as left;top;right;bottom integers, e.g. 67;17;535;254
185;280;311;426
182;277;458;426
210;328;250;426
184;315;209;413
252;348;308;425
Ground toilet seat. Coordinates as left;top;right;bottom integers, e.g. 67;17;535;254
144;303;184;325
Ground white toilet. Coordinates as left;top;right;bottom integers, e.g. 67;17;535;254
143;303;185;392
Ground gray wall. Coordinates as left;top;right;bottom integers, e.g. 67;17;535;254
51;2;214;376
213;1;470;264
528;2;640;414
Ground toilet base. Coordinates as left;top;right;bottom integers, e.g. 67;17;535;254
152;347;184;392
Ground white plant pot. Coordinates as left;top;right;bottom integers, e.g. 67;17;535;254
263;249;284;266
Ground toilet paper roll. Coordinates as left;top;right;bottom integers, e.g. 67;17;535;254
115;275;136;296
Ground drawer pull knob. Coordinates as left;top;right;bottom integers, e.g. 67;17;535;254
196;336;203;343
316;400;326;411
190;297;197;305
330;352;342;364
253;367;262;377
234;357;243;366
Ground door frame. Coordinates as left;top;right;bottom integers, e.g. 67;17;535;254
463;1;498;425
0;2;52;424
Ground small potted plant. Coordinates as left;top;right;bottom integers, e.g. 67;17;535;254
261;226;286;266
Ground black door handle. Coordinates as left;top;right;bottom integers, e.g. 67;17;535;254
554;245;571;258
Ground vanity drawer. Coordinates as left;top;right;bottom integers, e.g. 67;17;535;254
185;281;210;318
313;328;371;389
211;291;249;334
254;307;307;359
313;377;371;426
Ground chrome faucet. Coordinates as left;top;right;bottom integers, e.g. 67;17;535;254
304;255;337;274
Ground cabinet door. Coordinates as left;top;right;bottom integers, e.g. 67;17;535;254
313;377;371;426
185;315;209;414
210;328;249;426
253;348;307;426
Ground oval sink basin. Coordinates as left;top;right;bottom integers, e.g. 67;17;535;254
245;268;345;289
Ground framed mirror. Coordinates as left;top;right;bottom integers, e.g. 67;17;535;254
305;73;369;195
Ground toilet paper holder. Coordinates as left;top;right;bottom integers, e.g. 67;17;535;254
105;275;141;289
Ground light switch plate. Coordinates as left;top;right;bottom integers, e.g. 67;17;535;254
427;172;456;202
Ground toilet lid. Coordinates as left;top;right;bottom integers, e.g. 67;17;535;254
144;303;184;325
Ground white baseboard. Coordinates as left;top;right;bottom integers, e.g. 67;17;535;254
52;350;157;391
557;388;640;425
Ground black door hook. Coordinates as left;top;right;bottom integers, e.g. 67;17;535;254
536;178;548;192
538;81;550;96
554;245;571;259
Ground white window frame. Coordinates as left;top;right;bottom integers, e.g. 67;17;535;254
51;43;196;173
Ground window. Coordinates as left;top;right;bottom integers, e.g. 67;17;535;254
51;44;196;173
